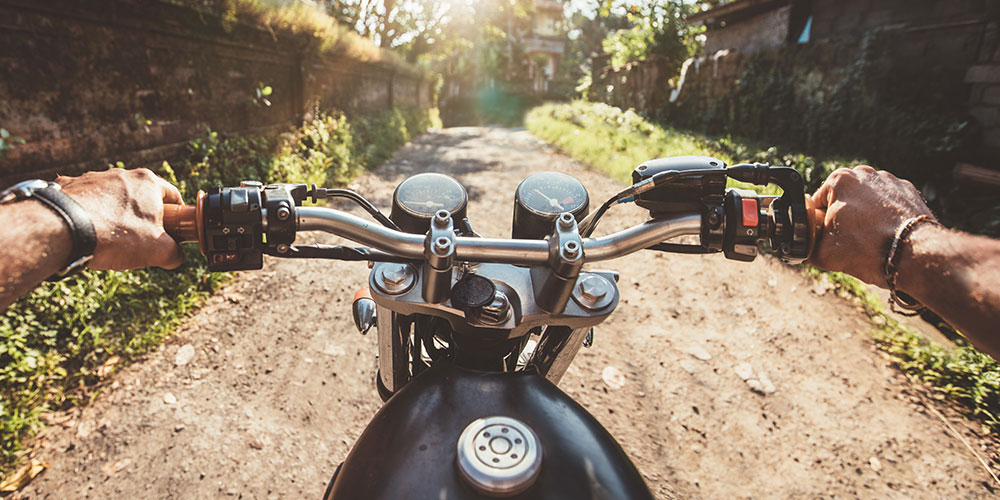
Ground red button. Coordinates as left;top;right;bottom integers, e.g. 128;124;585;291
741;199;759;227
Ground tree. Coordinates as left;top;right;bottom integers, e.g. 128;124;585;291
596;0;706;76
325;0;456;62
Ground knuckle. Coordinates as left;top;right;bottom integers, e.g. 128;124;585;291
133;168;156;179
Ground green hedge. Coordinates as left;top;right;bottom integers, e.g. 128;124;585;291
0;106;440;472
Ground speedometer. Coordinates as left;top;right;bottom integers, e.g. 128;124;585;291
513;171;589;240
391;173;469;234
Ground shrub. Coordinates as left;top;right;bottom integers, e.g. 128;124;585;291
0;105;439;472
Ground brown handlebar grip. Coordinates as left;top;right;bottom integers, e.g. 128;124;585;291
163;204;199;243
804;195;824;259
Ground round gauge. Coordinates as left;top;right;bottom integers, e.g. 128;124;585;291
512;171;589;240
391;172;469;234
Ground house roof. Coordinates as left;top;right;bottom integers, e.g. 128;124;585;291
687;0;792;27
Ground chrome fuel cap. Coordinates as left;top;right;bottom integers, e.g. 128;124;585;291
456;416;542;497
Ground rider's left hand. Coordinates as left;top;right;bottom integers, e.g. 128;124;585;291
57;168;185;271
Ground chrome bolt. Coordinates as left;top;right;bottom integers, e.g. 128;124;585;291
222;227;230;235
276;243;289;254
237;226;245;234
561;240;580;260
434;237;452;255
276;206;291;221
433;210;451;229
579;276;608;302
380;264;410;286
573;274;614;310
375;263;414;295
558;213;575;230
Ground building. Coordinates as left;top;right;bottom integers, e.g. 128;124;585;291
523;0;566;95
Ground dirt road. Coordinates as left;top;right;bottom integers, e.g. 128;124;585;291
16;127;999;499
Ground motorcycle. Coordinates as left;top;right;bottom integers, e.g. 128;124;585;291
163;155;820;499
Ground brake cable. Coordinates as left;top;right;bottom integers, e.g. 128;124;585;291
306;185;401;231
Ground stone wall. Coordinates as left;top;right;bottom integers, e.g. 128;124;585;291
704;5;791;54
592;0;1000;170
0;0;433;184
966;21;1000;160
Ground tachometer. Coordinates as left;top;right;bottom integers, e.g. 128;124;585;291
513;171;589;240
391;173;469;234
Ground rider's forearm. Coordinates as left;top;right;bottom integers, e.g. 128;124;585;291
896;224;1000;357
0;200;72;310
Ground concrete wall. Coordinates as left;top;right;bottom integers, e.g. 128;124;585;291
0;0;433;184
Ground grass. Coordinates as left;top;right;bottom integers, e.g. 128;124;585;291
526;99;1000;433
0;106;441;474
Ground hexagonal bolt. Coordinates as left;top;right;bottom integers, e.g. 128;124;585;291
380;264;411;286
276;206;291;221
578;275;609;302
433;210;451;229
558;213;575;230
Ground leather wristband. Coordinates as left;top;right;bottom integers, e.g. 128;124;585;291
0;180;97;280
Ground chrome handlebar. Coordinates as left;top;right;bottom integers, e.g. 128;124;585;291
294;206;703;264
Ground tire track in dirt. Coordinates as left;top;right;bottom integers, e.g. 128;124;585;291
16;127;998;499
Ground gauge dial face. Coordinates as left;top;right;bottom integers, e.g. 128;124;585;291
394;173;468;217
515;171;589;216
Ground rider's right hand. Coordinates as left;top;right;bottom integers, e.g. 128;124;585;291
807;165;934;287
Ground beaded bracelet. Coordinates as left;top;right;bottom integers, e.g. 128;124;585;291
883;214;938;316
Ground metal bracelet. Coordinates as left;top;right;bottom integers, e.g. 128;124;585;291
883;214;937;316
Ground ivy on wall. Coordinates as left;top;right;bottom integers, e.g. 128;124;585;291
668;31;974;185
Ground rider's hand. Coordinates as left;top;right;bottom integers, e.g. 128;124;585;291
56;168;185;271
807;165;933;286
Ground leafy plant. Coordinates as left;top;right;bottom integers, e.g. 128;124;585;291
250;82;273;108
0;105;440;475
0;129;25;163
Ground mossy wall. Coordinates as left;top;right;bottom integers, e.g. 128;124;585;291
0;0;434;184
593;0;999;183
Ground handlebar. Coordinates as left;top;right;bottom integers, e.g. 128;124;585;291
162;172;824;271
163;201;705;265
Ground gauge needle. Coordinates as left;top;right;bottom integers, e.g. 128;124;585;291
533;189;564;211
410;200;444;208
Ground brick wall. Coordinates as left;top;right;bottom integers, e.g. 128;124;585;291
0;0;433;184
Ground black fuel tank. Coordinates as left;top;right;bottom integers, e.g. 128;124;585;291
326;361;654;499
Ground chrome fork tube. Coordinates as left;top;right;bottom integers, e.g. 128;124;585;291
376;307;410;394
528;326;592;384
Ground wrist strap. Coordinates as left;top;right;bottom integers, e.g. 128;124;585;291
883;214;937;316
30;185;97;281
